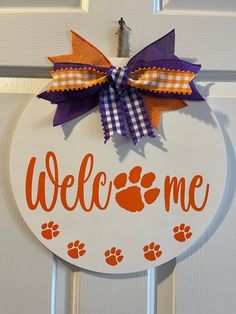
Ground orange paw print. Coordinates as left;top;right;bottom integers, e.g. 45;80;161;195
173;224;192;242
41;221;59;240
67;240;86;259
143;242;162;261
114;166;160;212
105;247;124;266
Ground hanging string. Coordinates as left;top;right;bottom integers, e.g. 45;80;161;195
116;17;131;58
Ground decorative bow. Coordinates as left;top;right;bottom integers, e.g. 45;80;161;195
38;30;203;144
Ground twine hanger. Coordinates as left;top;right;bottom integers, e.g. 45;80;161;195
116;17;131;58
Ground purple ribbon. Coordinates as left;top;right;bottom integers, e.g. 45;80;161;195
99;66;155;144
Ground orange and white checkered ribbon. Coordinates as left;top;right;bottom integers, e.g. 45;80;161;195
48;68;107;92
48;67;196;95
128;68;196;95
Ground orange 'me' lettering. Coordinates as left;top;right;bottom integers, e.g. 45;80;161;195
164;175;209;212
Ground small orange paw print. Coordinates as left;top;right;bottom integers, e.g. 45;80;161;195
173;224;192;242
105;247;124;266
114;166;160;212
143;242;162;261
41;221;59;240
67;240;86;259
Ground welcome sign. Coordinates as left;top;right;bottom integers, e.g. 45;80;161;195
9;69;226;272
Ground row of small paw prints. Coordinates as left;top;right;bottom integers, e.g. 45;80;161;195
41;221;192;266
69;241;162;265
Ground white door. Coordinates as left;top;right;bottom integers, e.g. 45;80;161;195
0;1;236;313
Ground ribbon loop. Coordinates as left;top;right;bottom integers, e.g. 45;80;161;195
128;67;196;95
49;68;107;92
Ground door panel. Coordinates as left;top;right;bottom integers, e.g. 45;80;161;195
0;93;53;314
79;271;147;314
162;0;236;11
0;0;81;9
0;0;236;73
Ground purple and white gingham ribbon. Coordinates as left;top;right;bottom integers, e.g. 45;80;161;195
99;66;155;144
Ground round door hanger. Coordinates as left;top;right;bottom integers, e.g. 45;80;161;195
10;70;226;274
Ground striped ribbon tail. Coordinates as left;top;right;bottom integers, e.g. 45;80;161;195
99;85;127;143
121;87;155;144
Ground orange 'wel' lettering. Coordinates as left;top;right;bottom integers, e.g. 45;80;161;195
25;151;112;212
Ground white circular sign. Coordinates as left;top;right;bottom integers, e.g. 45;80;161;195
10;88;226;273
